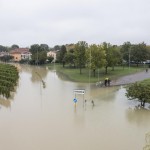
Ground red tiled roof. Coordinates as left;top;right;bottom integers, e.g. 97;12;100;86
10;48;29;54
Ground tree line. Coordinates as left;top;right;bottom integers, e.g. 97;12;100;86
56;41;150;75
1;42;150;73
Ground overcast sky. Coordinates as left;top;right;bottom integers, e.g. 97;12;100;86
0;0;150;47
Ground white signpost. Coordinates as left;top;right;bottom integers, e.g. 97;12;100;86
73;89;85;106
74;89;85;95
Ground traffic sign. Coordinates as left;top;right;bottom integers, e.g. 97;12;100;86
73;98;77;103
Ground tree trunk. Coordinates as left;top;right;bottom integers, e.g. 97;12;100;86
80;67;82;74
93;69;96;77
63;62;65;68
105;66;108;74
141;100;145;107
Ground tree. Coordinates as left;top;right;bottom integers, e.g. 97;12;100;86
86;44;105;77
111;45;122;71
0;55;13;62
30;44;39;64
60;45;67;67
120;42;132;65
64;52;76;68
126;82;150;107
38;50;47;64
29;44;47;65
11;44;19;49
102;42;115;74
0;45;7;52
74;41;88;74
54;45;61;50
131;42;149;67
40;44;49;51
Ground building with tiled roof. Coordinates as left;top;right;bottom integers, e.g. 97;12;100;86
10;48;31;62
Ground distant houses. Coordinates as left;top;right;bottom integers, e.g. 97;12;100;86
0;48;58;63
9;48;31;62
0;51;9;57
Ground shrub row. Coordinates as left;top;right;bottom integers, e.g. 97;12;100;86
0;64;19;98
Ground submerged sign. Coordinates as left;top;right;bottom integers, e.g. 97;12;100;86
74;89;85;95
73;98;77;103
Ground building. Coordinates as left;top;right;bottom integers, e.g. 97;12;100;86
10;48;31;62
47;51;57;62
0;51;9;57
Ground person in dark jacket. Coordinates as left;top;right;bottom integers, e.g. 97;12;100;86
104;77;108;86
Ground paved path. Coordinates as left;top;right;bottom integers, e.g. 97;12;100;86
110;70;150;86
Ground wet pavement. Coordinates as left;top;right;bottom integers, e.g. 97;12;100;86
111;70;150;86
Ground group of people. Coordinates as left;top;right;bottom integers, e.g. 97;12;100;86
104;77;111;86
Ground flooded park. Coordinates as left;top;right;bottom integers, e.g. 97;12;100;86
0;64;150;150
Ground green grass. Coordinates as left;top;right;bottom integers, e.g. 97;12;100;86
139;79;150;85
47;63;146;83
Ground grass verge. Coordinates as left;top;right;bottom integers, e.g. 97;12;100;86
47;63;145;83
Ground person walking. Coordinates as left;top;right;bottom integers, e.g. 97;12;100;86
104;77;108;86
91;100;94;106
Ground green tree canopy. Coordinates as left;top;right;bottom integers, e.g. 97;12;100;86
11;44;19;49
86;44;105;77
0;45;8;52
74;41;88;74
40;44;49;51
64;52;76;68
111;45;122;71
102;42;119;74
29;44;47;65
131;42;149;67
60;45;67;67
120;41;132;64
54;45;61;50
126;82;150;107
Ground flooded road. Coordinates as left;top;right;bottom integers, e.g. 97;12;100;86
0;64;150;150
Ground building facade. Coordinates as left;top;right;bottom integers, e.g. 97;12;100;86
10;48;31;62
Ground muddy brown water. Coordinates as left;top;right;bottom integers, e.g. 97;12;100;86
0;64;150;150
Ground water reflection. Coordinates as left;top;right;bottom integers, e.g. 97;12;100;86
0;93;15;109
56;71;72;81
0;98;11;108
13;64;49;83
0;80;16;109
30;66;48;83
126;107;150;127
143;131;150;150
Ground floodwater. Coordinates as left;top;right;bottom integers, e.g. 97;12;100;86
0;64;150;150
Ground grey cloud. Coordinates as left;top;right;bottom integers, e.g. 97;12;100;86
0;0;150;47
